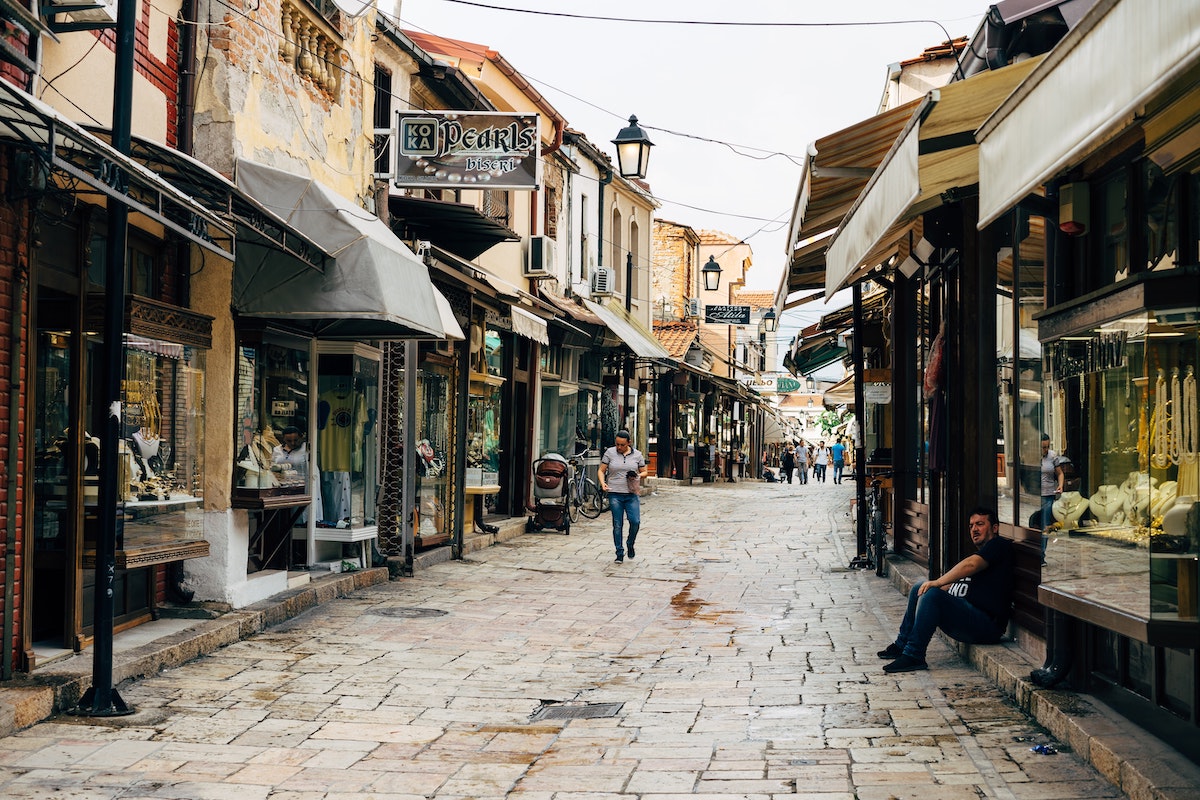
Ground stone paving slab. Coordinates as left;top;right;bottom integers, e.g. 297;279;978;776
0;480;1196;799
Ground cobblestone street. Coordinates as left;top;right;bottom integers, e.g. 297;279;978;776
0;481;1132;799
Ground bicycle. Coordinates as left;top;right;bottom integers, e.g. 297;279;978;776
849;470;891;576
568;455;609;520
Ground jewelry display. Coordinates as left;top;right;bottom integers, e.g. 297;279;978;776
1150;480;1179;519
1052;491;1089;530
1151;368;1172;468
1089;484;1124;524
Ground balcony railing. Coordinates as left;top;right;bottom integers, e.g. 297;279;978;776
278;0;343;99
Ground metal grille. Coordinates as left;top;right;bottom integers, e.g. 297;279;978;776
377;342;405;556
367;606;447;618
530;702;623;721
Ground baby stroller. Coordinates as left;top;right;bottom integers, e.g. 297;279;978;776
527;452;571;534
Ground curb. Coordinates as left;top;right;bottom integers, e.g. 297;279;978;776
885;556;1200;800
0;566;388;740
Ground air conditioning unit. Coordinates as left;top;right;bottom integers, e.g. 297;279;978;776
591;266;614;296
685;298;700;318
48;0;118;25
524;235;555;278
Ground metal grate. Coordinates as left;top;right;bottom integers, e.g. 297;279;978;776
366;606;447;618
530;702;623;721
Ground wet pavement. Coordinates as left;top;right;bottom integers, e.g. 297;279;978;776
0;479;1145;798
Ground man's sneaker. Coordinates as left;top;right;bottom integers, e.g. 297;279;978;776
883;654;928;673
614;556;624;563
877;643;904;659
626;541;636;559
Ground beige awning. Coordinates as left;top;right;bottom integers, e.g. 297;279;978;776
826;56;1043;297
823;375;856;407
785;102;919;293
510;306;549;345
978;0;1200;227
580;298;673;363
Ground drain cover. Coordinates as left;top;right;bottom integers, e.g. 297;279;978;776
531;702;623;721
366;606;447;618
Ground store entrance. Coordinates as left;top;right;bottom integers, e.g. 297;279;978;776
31;289;80;654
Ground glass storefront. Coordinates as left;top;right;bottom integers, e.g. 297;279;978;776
416;344;453;545
1042;312;1199;629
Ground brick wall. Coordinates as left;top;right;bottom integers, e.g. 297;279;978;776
0;150;29;673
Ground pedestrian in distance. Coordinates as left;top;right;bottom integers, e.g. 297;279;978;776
1039;433;1066;531
598;430;648;563
814;441;830;483
780;445;796;484
878;506;1015;673
831;437;847;484
794;439;809;484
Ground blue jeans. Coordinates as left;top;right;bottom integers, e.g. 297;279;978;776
1041;495;1056;530
833;460;845;483
893;584;1004;660
609;492;640;558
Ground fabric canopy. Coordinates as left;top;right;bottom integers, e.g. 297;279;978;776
763;414;785;444
978;0;1200;227
233;159;452;340
826;56;1042;296
510;306;549;345
581;298;674;363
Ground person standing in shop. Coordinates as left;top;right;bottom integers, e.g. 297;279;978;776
598;430;648;564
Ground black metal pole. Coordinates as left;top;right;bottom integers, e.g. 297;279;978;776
852;283;868;566
75;0;137;717
623;251;632;431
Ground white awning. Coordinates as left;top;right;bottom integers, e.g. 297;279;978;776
510;306;549;345
826;57;1042;297
234;159;449;340
580;298;674;363
434;290;465;341
978;0;1200;227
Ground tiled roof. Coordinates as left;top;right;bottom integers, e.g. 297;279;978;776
698;229;743;245
734;290;775;309
653;320;698;359
899;36;968;67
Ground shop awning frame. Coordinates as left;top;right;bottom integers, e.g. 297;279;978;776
233;159;452;340
113;133;329;272
826;56;1043;296
387;194;519;260
0;80;233;259
580;297;674;365
978;0;1200;227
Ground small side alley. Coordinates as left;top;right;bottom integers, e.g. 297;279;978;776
1;481;1195;799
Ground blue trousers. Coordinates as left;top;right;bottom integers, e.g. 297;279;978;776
893;584;1004;660
609;492;640;558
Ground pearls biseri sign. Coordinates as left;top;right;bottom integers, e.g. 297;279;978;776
394;111;541;190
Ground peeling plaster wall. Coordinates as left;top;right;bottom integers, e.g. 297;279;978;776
192;0;374;202
38;0;183;144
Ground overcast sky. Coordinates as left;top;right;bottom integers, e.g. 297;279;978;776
393;0;991;369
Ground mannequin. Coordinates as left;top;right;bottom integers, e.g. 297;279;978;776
1162;495;1196;537
1053;491;1089;529
1089;484;1123;524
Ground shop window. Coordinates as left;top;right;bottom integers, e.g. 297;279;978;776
417;345;454;543
1042;311;1199;637
1144;161;1181;272
315;345;380;532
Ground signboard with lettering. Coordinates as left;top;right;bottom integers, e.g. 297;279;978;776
704;304;751;325
394;111;541;190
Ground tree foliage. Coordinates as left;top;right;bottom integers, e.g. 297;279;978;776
817;408;850;436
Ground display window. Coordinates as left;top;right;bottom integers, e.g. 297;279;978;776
315;344;380;533
417;345;453;544
233;336;312;501
120;335;206;534
1042;312;1199;632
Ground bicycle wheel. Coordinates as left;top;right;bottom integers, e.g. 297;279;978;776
579;480;608;518
567;480;581;523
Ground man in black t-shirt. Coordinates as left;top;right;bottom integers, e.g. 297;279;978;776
878;506;1015;673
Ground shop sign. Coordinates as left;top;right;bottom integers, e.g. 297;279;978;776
394;111;541;190
705;304;751;325
776;377;801;393
864;382;892;404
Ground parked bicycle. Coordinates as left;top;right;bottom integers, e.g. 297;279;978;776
849;470;892;576
568;455;609;520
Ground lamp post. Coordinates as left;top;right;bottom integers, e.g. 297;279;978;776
612;115;654;179
701;255;722;292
